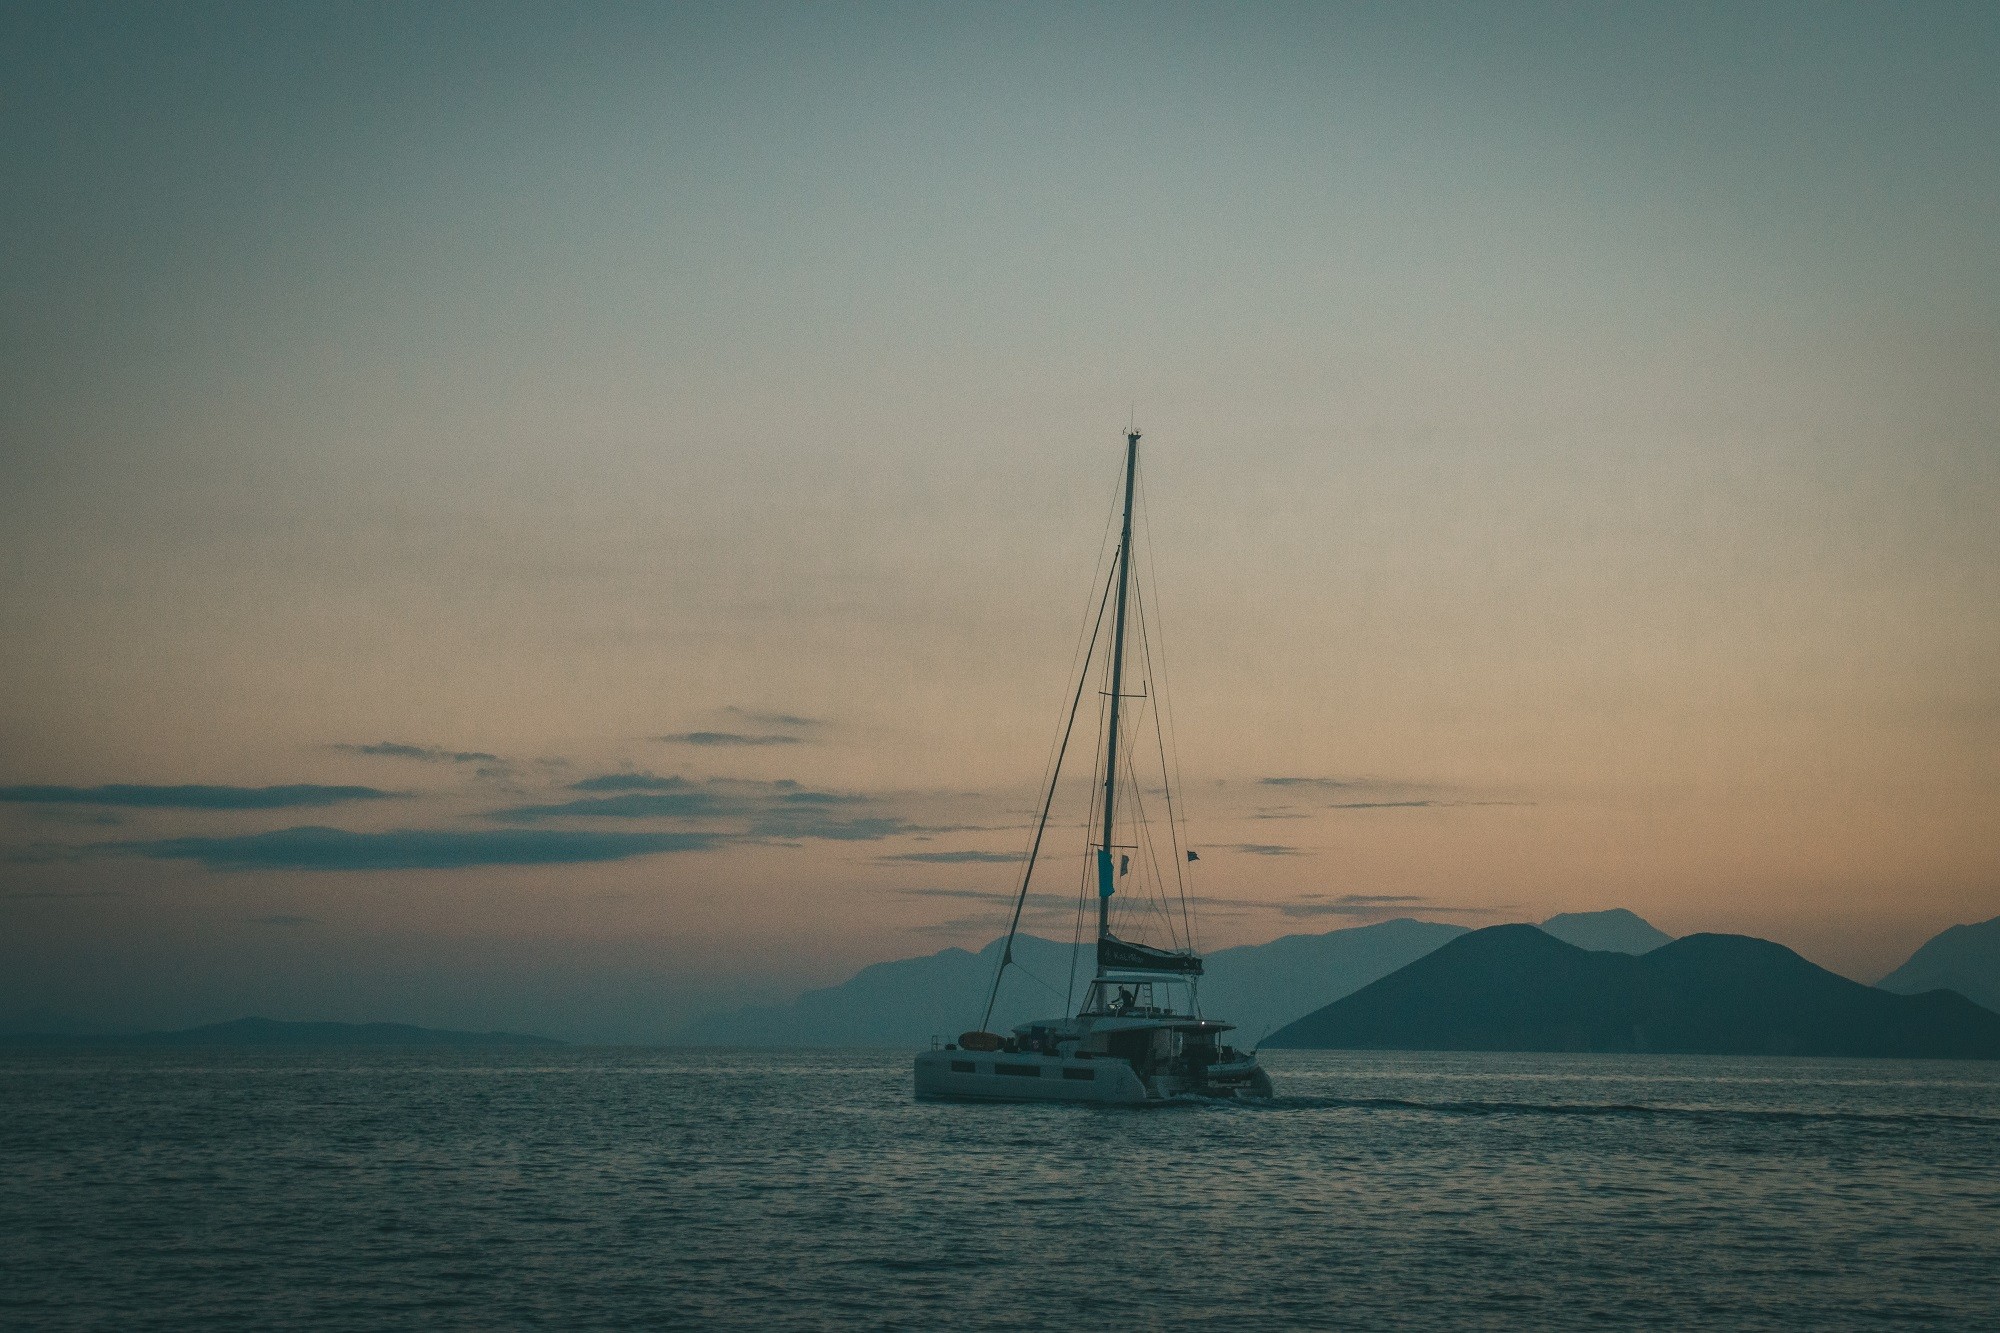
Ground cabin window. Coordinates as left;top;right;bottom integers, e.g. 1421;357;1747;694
950;1061;974;1073
994;1063;1041;1078
1061;1067;1095;1081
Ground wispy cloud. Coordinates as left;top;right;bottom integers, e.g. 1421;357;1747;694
0;784;401;811
899;886;1068;908
748;814;913;842
569;773;691;793
656;707;825;748
488;778;868;826
880;850;1023;864
907;915;1058;940
1255;778;1529;815
487;791;742;823
1271;893;1503;920
486;776;918;844
899;889;1085;941
1328;800;1533;811
1302;892;1427;907
1229;843;1309;857
723;707;825;730
904;888;1256;920
332;742;499;764
100;826;722;871
1260;777;1369;790
890;885;1502;942
774;790;868;807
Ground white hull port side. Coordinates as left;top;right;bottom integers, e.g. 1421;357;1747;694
914;1047;1273;1105
913;1051;1150;1104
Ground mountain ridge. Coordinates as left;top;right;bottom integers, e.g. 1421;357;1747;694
1877;915;2000;1014
1539;908;1673;954
675;916;1473;1047
675;909;1694;1047
1265;924;2000;1057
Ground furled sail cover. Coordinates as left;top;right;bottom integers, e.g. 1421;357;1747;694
1097;934;1204;975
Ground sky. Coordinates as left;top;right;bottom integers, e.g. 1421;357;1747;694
3;1;1996;1040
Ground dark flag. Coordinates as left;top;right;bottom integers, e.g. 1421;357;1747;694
1186;850;1199;862
1119;854;1130;876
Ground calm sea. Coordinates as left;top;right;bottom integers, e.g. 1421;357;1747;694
3;1047;1996;1328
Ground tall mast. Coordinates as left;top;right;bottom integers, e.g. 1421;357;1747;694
1097;430;1140;964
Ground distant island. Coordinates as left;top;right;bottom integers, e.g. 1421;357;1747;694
1266;924;2000;1059
674;909;1676;1047
12;913;1993;1056
675;916;1474;1047
1;1017;563;1048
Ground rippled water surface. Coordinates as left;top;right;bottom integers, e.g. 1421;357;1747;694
4;1047;1998;1328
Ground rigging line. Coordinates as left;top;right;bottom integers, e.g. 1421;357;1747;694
1009;959;1067;1003
1117;730;1180;953
1120;728;1168;944
1144;763;1180;952
1045;469;1128;763
1015;463;1127;875
1133;550;1194;953
1072;681;1112;1012
978;555;1120;1034
1135;459;1199;954
1086;587;1116;919
1140;759;1181;952
1064;850;1087;1014
1067;649;1116;1013
1125;547;1188;953
1001;456;1124;1030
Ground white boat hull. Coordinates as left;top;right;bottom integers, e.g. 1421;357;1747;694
913;1050;1270;1104
914;1050;1149;1103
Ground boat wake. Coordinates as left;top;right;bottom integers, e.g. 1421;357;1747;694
1165;1093;2000;1127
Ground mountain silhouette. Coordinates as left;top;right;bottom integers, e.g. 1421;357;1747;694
1200;918;1469;1043
675;917;1468;1046
1264;924;2000;1057
677;933;1078;1047
1539;908;1672;954
1876;915;2000;1014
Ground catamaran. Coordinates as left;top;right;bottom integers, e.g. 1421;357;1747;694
913;431;1274;1104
